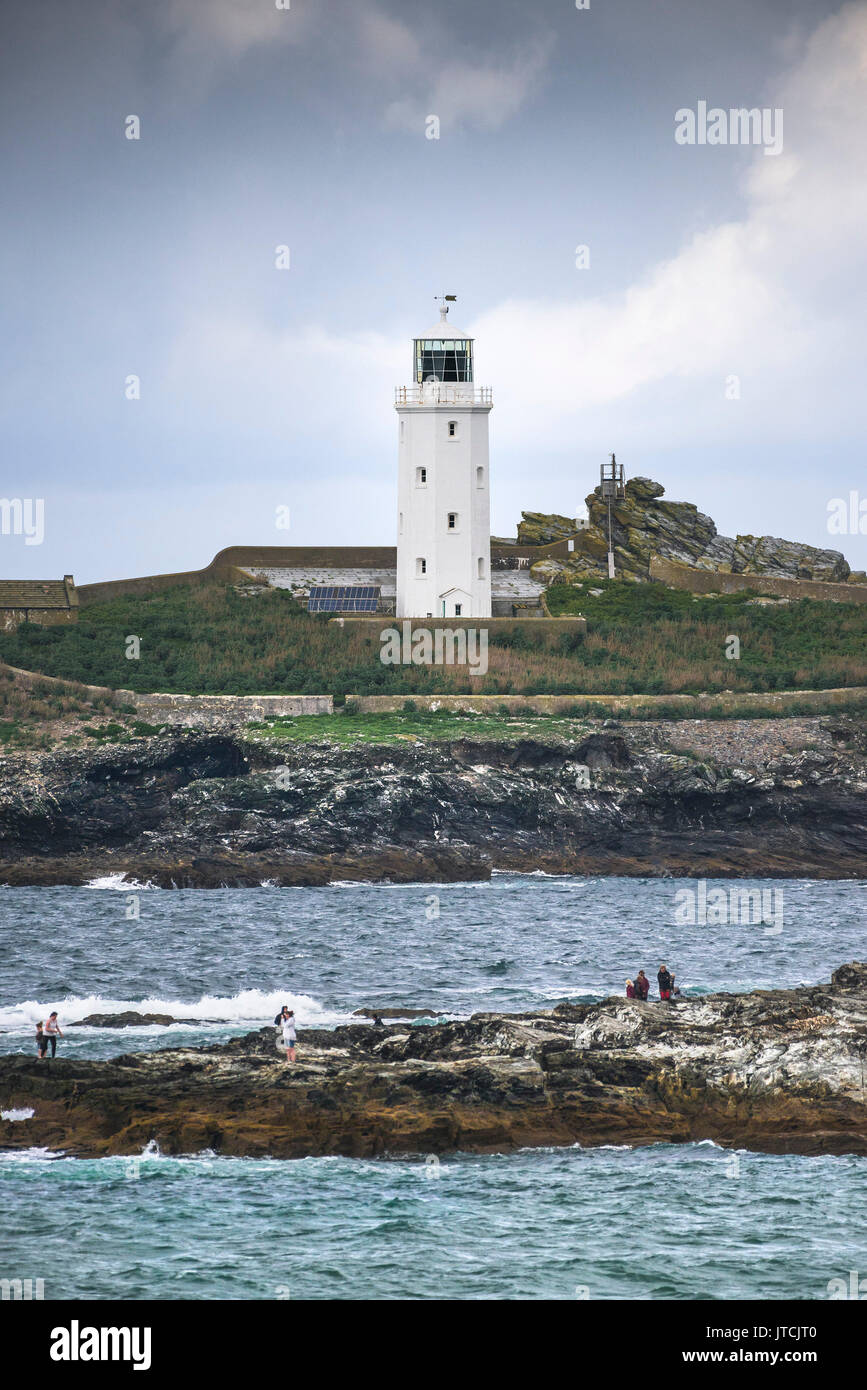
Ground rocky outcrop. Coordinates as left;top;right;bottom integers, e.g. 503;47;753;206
521;478;852;585
352;1008;438;1020
517;511;580;546
3;965;866;1160
0;719;864;883
71;1012;209;1028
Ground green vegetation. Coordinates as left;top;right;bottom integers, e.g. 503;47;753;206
544;578;867;694
252;696;867;745
245;710;583;746
547;578;780;620
82;722;128;741
0;666;123;748
0;578;864;702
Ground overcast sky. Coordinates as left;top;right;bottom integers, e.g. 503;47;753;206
1;0;865;582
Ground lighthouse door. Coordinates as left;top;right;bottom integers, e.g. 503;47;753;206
439;587;471;618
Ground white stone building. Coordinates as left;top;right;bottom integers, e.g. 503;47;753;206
395;305;493;619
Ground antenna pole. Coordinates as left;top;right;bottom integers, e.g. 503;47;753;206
600;452;623;580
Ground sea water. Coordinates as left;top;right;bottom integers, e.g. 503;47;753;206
1;875;865;1300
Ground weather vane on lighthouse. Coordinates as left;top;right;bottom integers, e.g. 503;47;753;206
434;293;457;324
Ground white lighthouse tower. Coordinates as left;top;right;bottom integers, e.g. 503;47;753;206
395;299;492;619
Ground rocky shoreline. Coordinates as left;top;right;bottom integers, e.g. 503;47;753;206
0;715;864;884
2;964;866;1160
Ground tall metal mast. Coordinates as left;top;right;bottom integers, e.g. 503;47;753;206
600;453;625;579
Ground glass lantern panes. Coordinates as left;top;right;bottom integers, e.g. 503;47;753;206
414;338;473;383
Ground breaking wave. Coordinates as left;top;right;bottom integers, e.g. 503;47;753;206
0;989;349;1032
83;874;157;890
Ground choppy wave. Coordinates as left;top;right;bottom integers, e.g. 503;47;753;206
492;869;581;879
1;1107;35;1121
482;958;516;975
0;988;349;1033
0;1146;61;1161
84;873;157;890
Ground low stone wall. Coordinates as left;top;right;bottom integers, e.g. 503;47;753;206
336;615;586;630
77;565;250;606
79;542;577;606
650;556;867;604
212;544;398;570
347;687;867;716
1;608;78;632
0;662;117;697
0;663;332;723
5;661;864;724
125;693;333;725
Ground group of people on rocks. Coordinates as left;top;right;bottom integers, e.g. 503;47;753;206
626;965;680;1002
31;1005;302;1065
34;978;683;1070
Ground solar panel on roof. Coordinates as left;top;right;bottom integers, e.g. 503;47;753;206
307;584;381;612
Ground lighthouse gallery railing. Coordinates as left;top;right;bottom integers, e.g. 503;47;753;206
394;385;493;406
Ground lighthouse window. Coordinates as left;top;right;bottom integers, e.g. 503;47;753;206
447;420;458;438
416;467;427;486
477;557;484;578
415;338;473;384
447;512;458;530
476;467;484;488
416;557;427;576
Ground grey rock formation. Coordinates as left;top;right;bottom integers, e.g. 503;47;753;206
522;478;851;584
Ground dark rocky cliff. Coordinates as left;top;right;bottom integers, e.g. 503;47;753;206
0;716;864;884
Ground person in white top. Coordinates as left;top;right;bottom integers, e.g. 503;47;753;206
44;1011;63;1059
280;1009;297;1063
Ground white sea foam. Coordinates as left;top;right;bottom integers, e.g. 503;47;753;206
1;1107;35;1121
0;989;350;1032
491;869;580;880
83;873;157;890
0;1147;60;1161
326;879;477;890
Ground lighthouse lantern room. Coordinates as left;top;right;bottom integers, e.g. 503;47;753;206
395;298;493;620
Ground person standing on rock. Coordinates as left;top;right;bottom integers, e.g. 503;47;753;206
634;971;650;1001
658;965;674;1001
44;1011;62;1058
626;980;635;999
36;1021;48;1060
281;1009;297;1063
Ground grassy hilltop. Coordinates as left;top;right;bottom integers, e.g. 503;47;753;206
0;578;865;703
